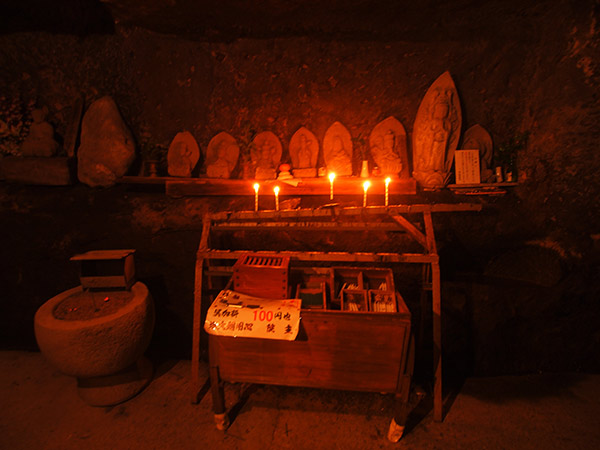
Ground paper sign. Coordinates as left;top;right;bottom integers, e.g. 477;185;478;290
204;289;301;340
455;150;481;184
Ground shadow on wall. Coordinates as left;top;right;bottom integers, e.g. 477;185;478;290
140;275;192;361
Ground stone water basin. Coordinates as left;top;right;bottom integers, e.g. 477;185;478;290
34;282;154;405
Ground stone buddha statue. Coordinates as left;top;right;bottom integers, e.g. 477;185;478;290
20;107;59;157
378;130;403;176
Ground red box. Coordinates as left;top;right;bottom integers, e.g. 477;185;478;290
233;254;290;299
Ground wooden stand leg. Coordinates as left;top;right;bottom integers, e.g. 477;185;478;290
210;365;229;430
209;336;229;431
419;265;431;352
389;331;415;442
191;257;204;404
432;261;443;422
389;375;412;442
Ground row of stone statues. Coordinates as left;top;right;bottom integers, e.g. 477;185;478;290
200;119;408;181
17;71;495;188
194;71;492;187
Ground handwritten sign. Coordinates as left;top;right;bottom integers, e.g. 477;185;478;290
204;289;301;340
455;150;481;184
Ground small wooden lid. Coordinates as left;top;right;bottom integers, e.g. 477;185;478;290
70;249;136;261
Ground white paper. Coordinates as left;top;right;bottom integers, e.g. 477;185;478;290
455;150;481;184
204;289;301;340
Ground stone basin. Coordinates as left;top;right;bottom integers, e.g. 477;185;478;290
34;282;155;406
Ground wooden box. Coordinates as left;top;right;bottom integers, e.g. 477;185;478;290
291;267;330;309
341;289;368;312
233;254;290;299
331;267;395;312
210;293;411;394
71;249;136;290
369;290;398;313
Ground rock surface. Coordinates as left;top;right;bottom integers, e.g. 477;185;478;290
77;96;135;187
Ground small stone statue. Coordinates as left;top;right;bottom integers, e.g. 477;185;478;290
167;131;200;177
369;116;409;178
205;132;239;179
20;107;59;157
323;121;352;176
251;131;282;180
289;127;318;178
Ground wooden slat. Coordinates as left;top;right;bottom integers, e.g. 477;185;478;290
389;215;428;249
199;249;438;264
423;211;437;254
207;203;481;222
212;221;408;232
166;176;417;197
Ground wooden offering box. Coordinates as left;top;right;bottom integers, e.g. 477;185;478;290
209;264;413;428
233;254;290;299
210;296;411;393
70;249;136;290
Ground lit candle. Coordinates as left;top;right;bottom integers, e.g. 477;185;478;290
363;180;370;207
253;183;260;211
328;172;336;200
385;177;391;206
274;186;280;211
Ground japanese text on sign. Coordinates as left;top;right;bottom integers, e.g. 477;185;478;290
455;149;481;184
204;289;301;340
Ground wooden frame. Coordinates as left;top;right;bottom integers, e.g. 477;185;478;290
191;203;482;426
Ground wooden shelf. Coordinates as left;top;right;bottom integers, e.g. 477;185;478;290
119;175;417;196
447;182;518;196
447;182;518;188
119;176;171;185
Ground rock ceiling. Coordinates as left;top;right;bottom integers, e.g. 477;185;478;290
2;0;550;41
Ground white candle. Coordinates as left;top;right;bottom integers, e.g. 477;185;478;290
328;172;336;200
385;177;391;206
274;186;280;211
363;180;370;207
253;183;260;212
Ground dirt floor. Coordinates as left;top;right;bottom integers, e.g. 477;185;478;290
1;351;599;449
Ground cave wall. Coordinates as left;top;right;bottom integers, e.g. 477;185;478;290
1;0;599;375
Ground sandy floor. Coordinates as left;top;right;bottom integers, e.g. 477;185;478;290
1;351;599;449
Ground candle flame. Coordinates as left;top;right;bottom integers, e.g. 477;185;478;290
363;180;371;192
385;177;391;186
274;186;280;194
253;183;259;192
328;172;336;182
